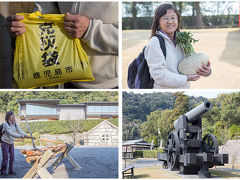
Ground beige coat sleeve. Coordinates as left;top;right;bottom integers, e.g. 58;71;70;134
82;19;118;55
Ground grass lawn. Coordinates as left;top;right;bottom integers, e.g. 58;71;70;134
133;166;181;179
210;168;240;178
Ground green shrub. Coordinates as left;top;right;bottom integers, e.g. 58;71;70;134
134;150;163;158
19;119;118;135
108;119;118;127
229;124;240;139
23;137;33;145
14;141;25;146
143;151;157;158
134;151;143;158
156;147;164;153
33;132;40;139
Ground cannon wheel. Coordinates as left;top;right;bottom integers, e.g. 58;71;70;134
202;134;219;155
162;161;168;169
166;132;180;171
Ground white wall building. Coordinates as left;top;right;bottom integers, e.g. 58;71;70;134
17;99;118;121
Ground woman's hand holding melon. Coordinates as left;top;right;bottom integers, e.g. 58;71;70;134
196;61;211;76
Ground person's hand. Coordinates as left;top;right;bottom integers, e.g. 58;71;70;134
26;135;35;139
63;12;90;38
25;135;30;138
187;74;200;81
196;61;211;77
20;135;26;138
22;135;31;139
6;15;26;37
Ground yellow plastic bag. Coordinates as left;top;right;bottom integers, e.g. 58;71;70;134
13;11;95;88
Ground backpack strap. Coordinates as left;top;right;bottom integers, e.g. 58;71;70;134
2;122;16;134
154;34;166;59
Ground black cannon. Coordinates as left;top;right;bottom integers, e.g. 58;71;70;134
157;101;228;178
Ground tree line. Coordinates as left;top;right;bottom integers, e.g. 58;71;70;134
123;2;238;29
122;92;206;140
123;91;240;146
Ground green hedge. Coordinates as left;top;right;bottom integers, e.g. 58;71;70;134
19;119;118;135
135;148;164;158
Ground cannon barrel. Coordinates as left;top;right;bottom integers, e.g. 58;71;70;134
185;101;212;123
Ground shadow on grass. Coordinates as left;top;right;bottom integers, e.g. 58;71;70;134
219;29;240;66
210;169;240;178
134;174;151;178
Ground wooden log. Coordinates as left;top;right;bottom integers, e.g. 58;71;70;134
23;150;53;179
20;149;27;154
37;167;53;178
21;149;43;156
26;156;41;163
52;144;66;153
41;146;54;151
22;144;68;164
21;144;66;156
26;151;43;156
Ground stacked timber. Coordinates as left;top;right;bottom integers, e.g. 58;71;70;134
21;144;67;163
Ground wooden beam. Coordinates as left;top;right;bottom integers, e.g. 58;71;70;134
36;139;64;144
51;151;65;170
23;150;53;178
38;150;54;170
51;143;74;170
37;167;53;179
65;153;81;170
23;158;40;178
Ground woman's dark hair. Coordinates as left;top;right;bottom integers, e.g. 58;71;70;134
5;111;14;122
151;3;180;37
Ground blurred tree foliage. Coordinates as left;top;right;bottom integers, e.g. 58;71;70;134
122;2;238;29
123;91;206;141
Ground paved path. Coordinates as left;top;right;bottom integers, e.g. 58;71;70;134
0;146;118;178
122;28;240;89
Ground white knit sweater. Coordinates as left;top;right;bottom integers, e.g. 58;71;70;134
144;31;189;89
1;121;27;144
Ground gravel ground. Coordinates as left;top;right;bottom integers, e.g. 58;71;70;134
122;28;240;89
0;146;118;178
123;158;162;168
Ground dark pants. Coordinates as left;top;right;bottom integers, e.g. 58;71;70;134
1;141;15;174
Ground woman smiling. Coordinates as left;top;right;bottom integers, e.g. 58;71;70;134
144;3;211;89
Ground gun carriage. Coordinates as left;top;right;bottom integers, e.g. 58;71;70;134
157;101;228;178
